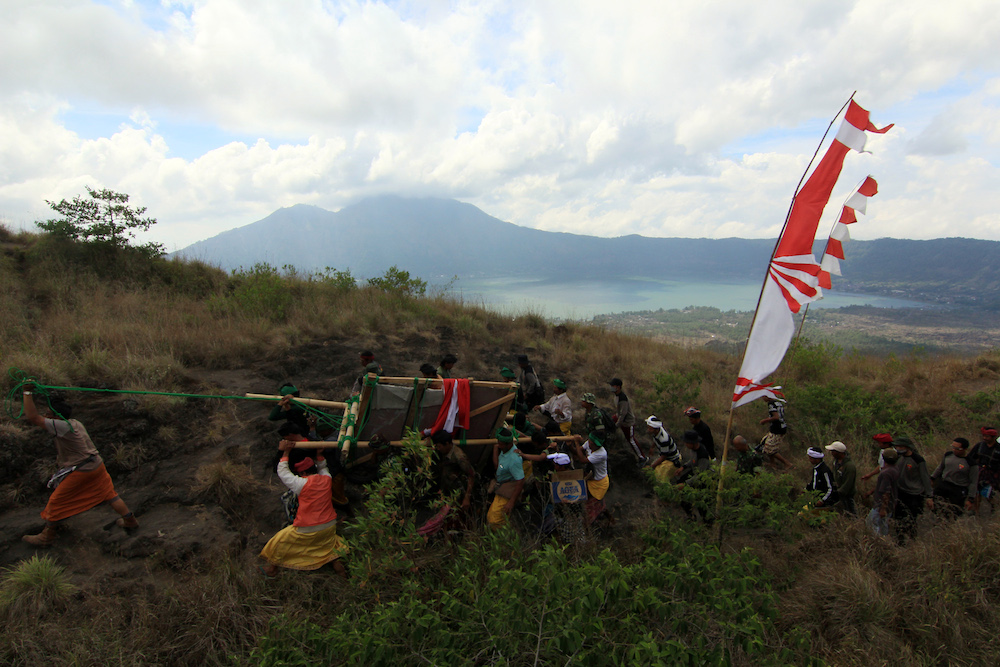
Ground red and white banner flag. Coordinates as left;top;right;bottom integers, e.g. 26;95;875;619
733;101;892;408
819;176;878;289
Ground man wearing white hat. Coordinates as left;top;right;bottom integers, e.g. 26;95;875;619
825;441;857;515
645;415;682;470
805;447;839;508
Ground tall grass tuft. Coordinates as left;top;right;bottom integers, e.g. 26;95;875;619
193;459;260;515
0;555;77;618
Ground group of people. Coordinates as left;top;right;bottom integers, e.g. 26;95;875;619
800;429;1000;540
20;349;996;581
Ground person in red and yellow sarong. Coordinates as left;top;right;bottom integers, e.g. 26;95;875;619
260;436;349;578
20;390;139;547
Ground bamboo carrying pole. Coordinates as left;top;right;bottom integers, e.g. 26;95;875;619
340;400;361;463
468;392;517;418
244;393;349;410
291;434;579;449
712;92;856;544
376;377;517;389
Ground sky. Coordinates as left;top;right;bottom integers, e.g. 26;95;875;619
1;0;999;253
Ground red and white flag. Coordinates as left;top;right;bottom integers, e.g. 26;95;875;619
819;176;878;289
733;101;892;408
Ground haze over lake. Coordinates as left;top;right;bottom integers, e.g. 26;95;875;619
452;277;929;320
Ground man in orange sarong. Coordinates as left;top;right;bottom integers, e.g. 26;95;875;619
21;390;139;547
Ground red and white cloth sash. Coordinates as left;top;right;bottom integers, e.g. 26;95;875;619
432;379;471;433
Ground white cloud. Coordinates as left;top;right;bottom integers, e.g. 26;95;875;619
1;0;1000;250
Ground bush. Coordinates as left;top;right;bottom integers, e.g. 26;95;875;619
785;337;842;382
211;263;294;322
366;265;427;297
951;388;1000;424
788;379;910;444
638;368;704;418
652;466;814;534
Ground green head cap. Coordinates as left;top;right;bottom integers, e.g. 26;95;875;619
581;392;597;405
500;367;516;379
553;378;567;390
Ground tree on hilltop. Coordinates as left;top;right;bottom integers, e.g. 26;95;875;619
37;186;164;259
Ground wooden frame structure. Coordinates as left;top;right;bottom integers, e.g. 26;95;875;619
249;374;555;471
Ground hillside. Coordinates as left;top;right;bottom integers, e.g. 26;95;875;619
4;226;1000;665
174;195;1000;309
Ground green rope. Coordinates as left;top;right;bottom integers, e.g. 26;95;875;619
4;367;336;425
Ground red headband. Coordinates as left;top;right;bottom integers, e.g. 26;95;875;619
292;457;315;473
982;427;998;438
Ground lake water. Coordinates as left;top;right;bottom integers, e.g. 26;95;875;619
448;276;929;320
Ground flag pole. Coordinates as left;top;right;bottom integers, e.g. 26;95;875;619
712;92;856;544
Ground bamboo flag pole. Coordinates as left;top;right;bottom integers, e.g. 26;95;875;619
712;92;856;544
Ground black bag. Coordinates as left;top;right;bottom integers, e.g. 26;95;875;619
599;408;618;434
526;384;545;409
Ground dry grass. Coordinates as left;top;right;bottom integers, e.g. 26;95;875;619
193;458;261;515
772;517;1000;666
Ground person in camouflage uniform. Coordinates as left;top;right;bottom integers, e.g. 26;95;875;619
580;393;607;440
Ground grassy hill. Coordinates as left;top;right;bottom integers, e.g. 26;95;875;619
3;225;1000;665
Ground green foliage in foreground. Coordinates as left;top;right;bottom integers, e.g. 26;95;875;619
251;528;818;666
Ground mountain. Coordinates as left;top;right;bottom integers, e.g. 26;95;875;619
174;195;1000;308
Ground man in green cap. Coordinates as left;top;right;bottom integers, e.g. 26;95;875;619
269;383;310;434
535;379;572;435
487;428;525;529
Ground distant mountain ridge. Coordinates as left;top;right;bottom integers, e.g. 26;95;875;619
174;195;1000;309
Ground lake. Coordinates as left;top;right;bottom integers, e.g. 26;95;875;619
448;276;929;320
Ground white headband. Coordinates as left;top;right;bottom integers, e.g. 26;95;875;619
806;448;825;459
645;416;662;428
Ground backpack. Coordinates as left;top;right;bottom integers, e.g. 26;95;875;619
599;408;618;434
526;382;545;409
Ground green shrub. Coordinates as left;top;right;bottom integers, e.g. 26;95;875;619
785;337;843;382
951;388;1000;424
366;265;426;297
638;368;704;417
788;379;910;444
652;466;814;534
211;263;293;322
